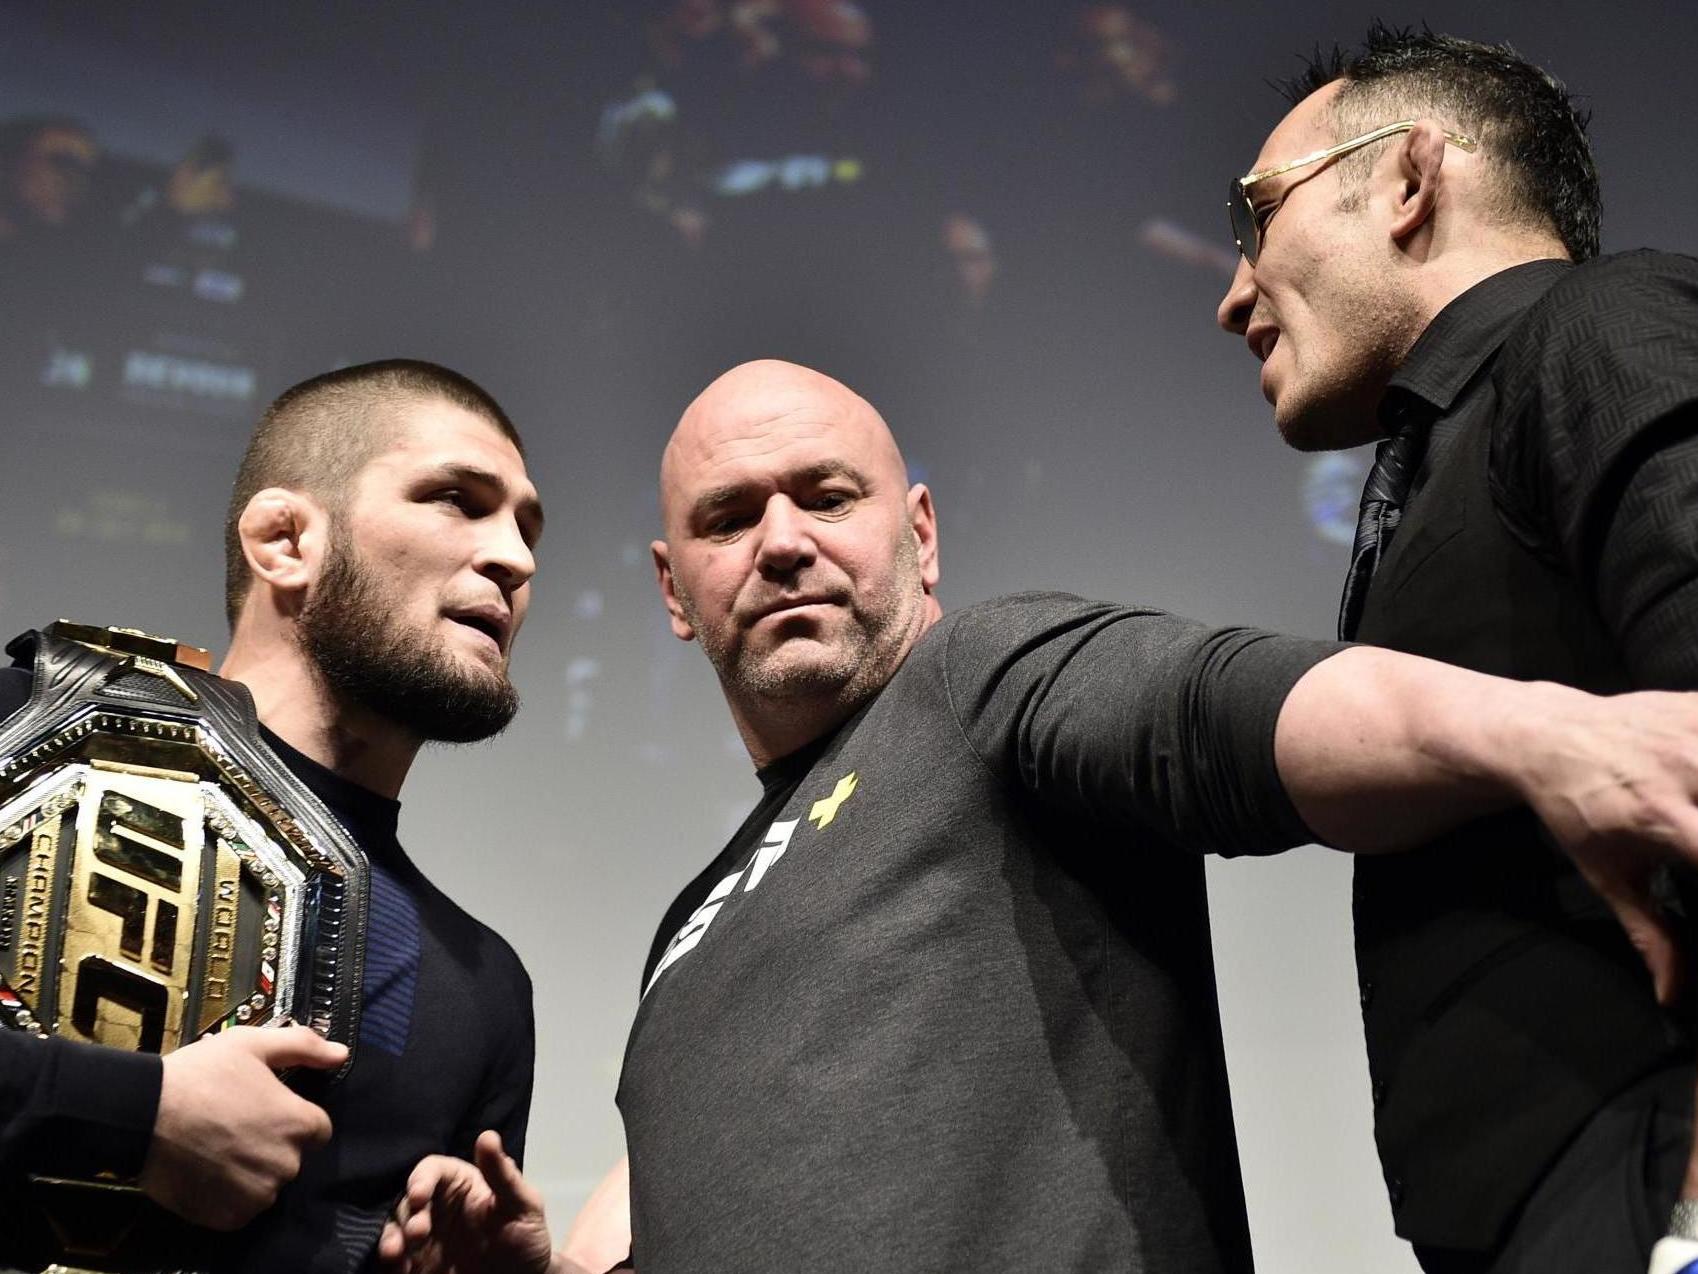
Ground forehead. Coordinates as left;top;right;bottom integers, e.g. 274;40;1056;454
1250;80;1341;171
666;390;896;501
360;398;533;493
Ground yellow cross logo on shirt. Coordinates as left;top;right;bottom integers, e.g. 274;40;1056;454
809;772;858;829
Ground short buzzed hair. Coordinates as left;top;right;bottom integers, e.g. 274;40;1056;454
223;359;521;629
1285;24;1600;261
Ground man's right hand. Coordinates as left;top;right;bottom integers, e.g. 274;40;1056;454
377;1131;559;1274
139;1024;346;1230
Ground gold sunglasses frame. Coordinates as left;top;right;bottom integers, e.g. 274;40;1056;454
1229;119;1479;263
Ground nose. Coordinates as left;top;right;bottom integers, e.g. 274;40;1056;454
476;512;537;595
1216;255;1257;335
753;495;816;580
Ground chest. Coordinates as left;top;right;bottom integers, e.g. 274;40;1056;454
1355;404;1625;690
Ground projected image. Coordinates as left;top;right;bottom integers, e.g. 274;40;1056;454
646;0;873;84
941;212;997;305
0;19;426;433
0;116;100;243
1304;452;1373;547
596;0;875;247
1057;4;1179;106
1137;218;1239;276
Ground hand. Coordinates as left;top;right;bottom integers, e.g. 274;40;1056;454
140;1024;346;1230
377;1131;557;1274
1504;684;1698;1004
560;1156;631;1273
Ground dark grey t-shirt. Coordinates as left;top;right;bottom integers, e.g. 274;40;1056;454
619;593;1333;1273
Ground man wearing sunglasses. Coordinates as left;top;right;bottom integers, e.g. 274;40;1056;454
1218;24;1698;1274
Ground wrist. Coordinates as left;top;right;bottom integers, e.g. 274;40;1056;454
1419;674;1574;805
1464;678;1589;805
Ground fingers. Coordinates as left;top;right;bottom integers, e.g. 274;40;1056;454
406;1155;467;1214
242;1022;351;1071
473;1131;533;1213
377;1218;407;1267
1604;888;1685;1006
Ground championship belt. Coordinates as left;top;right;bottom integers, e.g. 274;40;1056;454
0;623;370;1273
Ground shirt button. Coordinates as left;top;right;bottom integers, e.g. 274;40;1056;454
1372;1078;1387;1107
1389;1179;1405;1209
1359;980;1375;1010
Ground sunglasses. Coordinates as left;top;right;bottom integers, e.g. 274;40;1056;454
1228;120;1478;265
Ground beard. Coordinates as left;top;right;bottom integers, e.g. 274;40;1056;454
676;529;923;709
298;538;519;744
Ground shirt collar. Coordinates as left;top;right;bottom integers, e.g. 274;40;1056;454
1381;258;1571;425
259;722;402;847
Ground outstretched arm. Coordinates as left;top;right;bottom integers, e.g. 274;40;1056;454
1277;645;1698;1001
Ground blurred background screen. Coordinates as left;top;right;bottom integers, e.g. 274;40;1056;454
1;3;1693;1269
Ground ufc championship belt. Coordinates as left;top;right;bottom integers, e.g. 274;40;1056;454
0;623;370;1273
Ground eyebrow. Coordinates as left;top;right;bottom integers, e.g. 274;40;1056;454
690;460;873;519
419;462;546;538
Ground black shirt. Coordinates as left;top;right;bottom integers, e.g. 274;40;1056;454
622;593;1336;1274
1348;250;1698;1250
0;663;536;1272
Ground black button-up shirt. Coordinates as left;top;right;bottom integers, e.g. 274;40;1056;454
1347;249;1698;1251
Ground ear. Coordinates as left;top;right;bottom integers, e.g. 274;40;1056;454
237;489;327;614
907;484;940;594
651;539;696;642
1387;118;1451;245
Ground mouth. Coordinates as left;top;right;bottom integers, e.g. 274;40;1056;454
446;606;511;653
748;595;842;625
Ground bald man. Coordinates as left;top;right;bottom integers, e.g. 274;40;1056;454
387;360;1698;1274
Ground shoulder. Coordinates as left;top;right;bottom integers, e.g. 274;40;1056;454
1510;249;1698;349
395;857;532;993
1494;248;1698;406
0;665;31;722
1488;251;1698;539
921;592;1129;653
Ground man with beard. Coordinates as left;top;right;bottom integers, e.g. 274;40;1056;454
1216;26;1698;1273
0;358;541;1272
386;358;1698;1274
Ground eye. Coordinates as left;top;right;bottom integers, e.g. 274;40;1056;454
809;490;855;514
429;488;490;518
706;513;753;539
1253;198;1282;233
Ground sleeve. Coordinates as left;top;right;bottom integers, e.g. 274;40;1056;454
453;949;535;1168
0;665;30;721
0;663;163;1180
0;1032;161;1180
1490;252;1698;687
940;593;1339;856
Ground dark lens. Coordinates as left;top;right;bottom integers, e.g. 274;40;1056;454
1228;180;1258;264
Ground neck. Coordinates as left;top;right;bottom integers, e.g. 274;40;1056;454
1410;234;1569;330
731;693;858;770
220;630;418;800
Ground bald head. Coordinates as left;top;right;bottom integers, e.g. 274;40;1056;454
660;360;908;535
652;359;940;764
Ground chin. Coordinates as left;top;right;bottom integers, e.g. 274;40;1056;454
741;646;857;698
1273;390;1376;453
